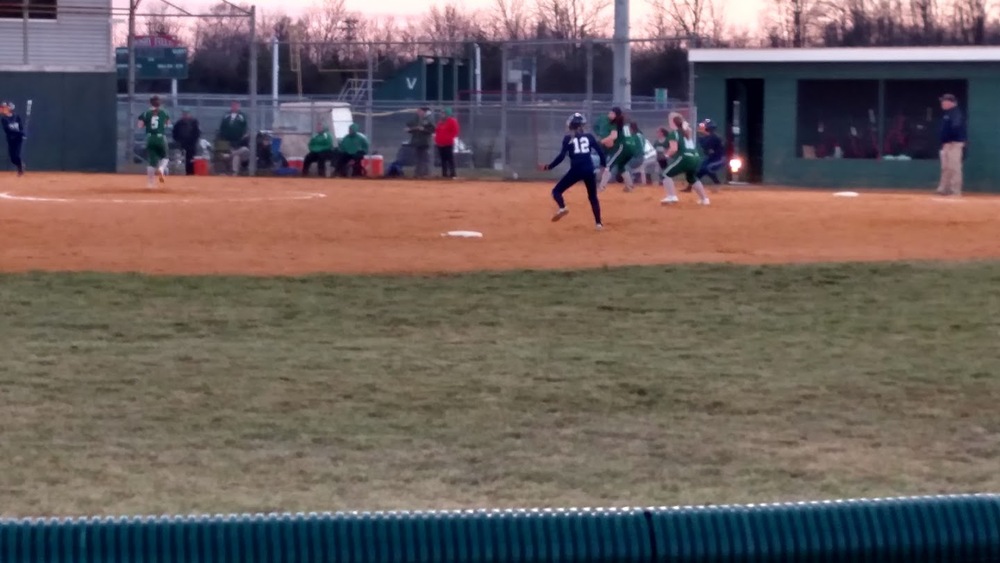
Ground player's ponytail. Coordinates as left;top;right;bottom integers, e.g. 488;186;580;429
670;114;692;140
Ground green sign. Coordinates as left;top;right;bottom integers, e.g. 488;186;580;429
116;47;189;80
655;88;669;107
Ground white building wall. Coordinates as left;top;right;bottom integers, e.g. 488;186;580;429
0;0;113;71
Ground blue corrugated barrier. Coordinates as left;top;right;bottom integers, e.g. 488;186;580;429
1;495;998;562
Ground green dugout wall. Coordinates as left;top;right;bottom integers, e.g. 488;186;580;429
690;47;1000;192
0;70;117;173
375;57;469;102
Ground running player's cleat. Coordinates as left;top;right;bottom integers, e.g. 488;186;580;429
552;208;569;222
660;196;679;205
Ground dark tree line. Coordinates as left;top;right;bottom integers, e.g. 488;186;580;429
119;0;1000;99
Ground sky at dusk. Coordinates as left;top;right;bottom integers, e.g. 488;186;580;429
118;0;764;31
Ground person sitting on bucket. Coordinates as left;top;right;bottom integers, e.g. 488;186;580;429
336;124;369;177
303;123;335;177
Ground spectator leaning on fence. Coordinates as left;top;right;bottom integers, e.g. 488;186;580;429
172;109;201;176
435;108;460;179
937;93;966;197
303;123;335;177
219;101;251;175
406;107;435;178
336;124;369;177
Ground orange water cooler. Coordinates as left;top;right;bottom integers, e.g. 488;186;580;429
192;157;210;176
363;155;384;177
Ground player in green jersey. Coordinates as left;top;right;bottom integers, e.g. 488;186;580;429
653;127;669;171
592;113;612;140
137;96;171;188
598;106;641;193
626;122;659;185
661;112;710;206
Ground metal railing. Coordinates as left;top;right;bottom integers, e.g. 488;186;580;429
1;495;997;562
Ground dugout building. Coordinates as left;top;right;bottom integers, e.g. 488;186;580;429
0;0;116;172
689;47;1000;192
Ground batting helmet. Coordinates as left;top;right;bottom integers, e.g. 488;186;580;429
566;112;586;130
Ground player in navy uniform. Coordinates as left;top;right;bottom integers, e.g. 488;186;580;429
538;113;607;230
696;119;725;186
1;101;26;176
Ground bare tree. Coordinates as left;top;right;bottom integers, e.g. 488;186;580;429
909;0;940;36
486;0;533;40
763;0;824;46
533;0;610;41
303;0;349;45
141;4;185;42
419;4;481;55
188;2;255;92
297;0;366;67
950;0;988;43
650;0;721;43
359;15;406;61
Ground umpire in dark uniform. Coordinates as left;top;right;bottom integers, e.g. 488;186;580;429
172;109;202;175
1;101;26;176
937;93;966;196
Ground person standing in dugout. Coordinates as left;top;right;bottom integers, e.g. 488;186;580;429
434;108;460;179
406;107;435;178
220;101;251;175
172;109;201;176
937;93;966;197
1;101;26;176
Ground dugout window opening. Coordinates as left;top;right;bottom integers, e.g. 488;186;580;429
726;79;764;183
797;80;880;160
0;0;57;20
883;79;967;160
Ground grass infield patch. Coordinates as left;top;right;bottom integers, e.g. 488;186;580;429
1;262;998;516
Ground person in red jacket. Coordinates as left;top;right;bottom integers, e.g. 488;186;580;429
434;108;460;178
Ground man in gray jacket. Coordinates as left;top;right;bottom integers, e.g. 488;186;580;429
406;107;435;178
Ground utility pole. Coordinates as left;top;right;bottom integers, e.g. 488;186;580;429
125;0;141;168
612;0;631;108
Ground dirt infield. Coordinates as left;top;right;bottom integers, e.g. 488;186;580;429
1;173;998;275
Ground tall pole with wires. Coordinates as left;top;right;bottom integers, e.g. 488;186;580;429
612;0;631;108
248;5;258;175
126;0;139;168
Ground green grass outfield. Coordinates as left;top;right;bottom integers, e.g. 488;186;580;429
1;263;998;517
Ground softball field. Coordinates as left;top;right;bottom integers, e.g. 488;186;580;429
2;173;999;275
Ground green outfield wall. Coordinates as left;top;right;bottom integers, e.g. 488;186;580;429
0;70;116;173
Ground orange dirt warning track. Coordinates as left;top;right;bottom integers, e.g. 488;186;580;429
1;173;999;276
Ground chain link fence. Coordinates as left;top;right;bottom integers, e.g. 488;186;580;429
115;36;697;179
117;95;695;179
118;1;258;173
